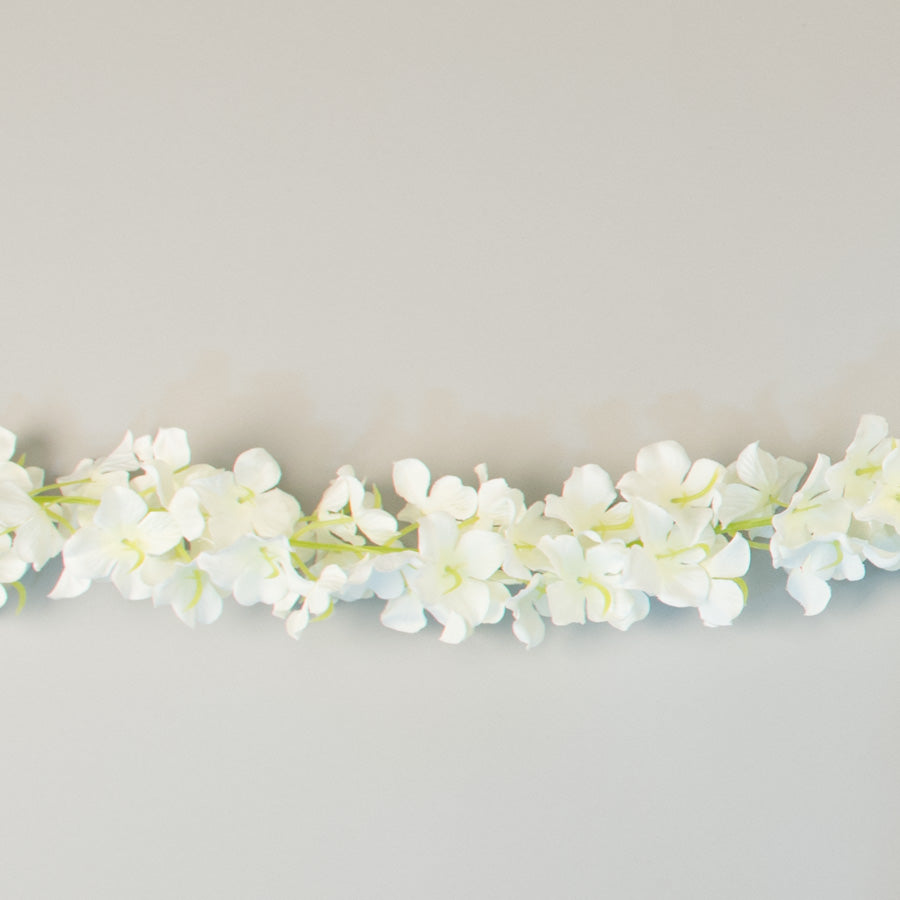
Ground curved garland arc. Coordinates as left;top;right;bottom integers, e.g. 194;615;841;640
0;415;895;647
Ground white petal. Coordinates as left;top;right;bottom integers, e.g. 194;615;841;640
851;414;889;455
417;513;458;560
704;534;751;579
111;561;153;600
439;611;470;644
699;579;745;626
657;565;710;608
252;489;301;537
392;458;431;505
735;442;777;491
13;515;63;570
456;530;505;580
0;482;36;528
234;448;282;494
153;428;191;468
565;464;616;508
318;476;351;513
169;488;205;541
786;569;832;615
62;528;117;580
630;498;674;549
635;440;691;481
511;597;546;648
136;512;183;555
286;604;310;638
607;589;650;631
0;426;16;462
94;487;148;530
681;458;723;502
48;567;92;599
538;534;585;578
98;431;139;473
428;475;478;520
546;581;586;625
585;540;627;576
356;508;398;544
0;547;27;583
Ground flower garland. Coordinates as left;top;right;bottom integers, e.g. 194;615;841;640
0;415;896;647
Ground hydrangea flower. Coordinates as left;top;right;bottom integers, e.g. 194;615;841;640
50;486;182;600
618;441;723;534
381;512;506;643
392;459;477;523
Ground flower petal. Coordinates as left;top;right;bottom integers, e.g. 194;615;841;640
392;458;431;506
786;569;832;615
234;448;282;494
380;592;426;633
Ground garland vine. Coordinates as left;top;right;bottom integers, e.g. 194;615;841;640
0;415;896;647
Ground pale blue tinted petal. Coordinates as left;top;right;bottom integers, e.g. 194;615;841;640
380;592;426;633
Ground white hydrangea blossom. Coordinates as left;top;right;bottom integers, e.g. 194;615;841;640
0;415;897;646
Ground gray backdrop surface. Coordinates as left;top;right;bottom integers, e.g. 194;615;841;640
1;2;899;897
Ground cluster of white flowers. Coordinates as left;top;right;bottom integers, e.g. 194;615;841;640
0;415;896;647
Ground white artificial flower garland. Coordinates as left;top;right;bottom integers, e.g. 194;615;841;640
0;415;897;647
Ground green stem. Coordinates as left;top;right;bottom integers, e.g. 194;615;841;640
289;539;408;556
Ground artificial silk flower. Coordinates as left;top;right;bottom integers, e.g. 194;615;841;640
383;512;506;643
854;446;900;531
537;534;649;629
851;519;900;571
826;414;895;510
192;448;301;547
617;441;723;534
770;455;864;615
544;464;634;540
471;464;564;580
778;536;865;616
315;465;398;545
284;564;347;639
770;455;851;551
625;498;719;613
50;486;182;600
0;452;65;570
473;464;527;529
392;458;477;523
152;562;224;627
53;431;141;529
716;442;806;535
197;534;305;614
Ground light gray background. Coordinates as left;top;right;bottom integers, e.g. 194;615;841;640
2;2;899;898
